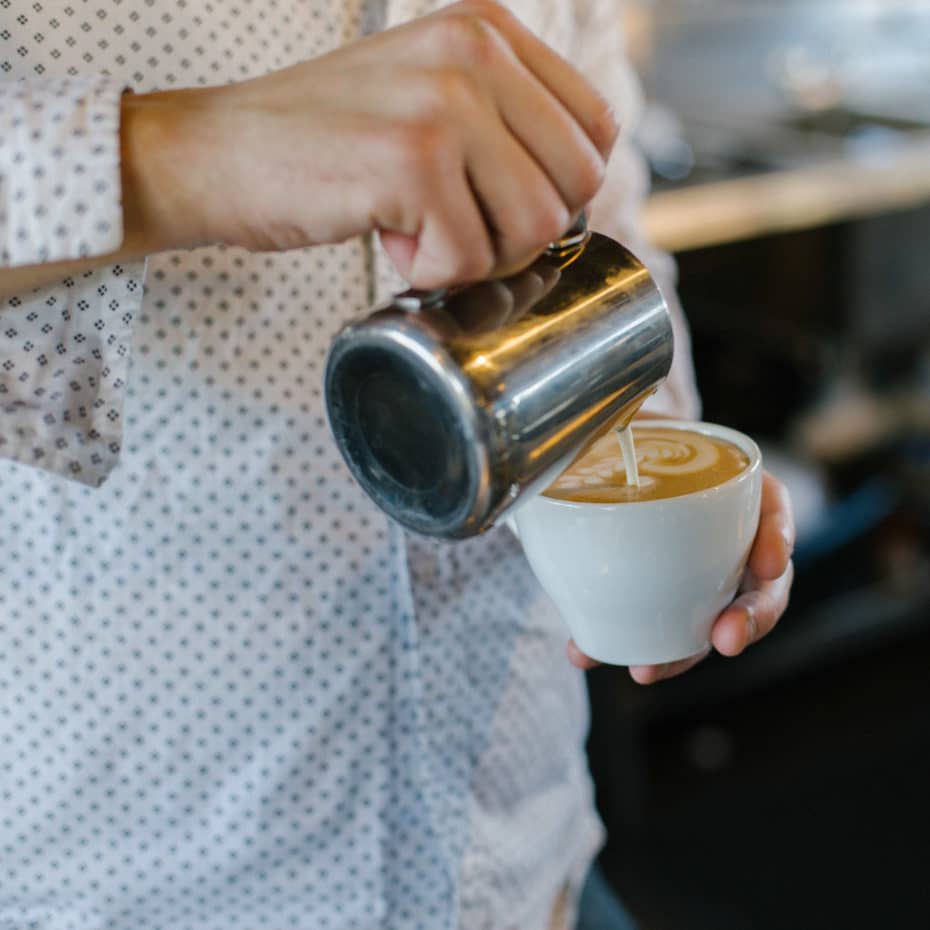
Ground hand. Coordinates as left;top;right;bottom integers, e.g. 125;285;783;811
567;471;796;683
120;0;617;289
433;259;561;335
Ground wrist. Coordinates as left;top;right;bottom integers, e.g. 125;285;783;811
119;87;225;256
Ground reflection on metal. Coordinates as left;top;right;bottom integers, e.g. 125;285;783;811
325;224;673;539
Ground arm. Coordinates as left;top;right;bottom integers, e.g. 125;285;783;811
3;0;619;299
2;0;617;483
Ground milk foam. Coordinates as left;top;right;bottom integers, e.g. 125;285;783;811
633;432;721;477
546;426;746;504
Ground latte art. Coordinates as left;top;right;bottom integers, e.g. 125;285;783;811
545;426;750;503
633;432;721;476
515;421;762;667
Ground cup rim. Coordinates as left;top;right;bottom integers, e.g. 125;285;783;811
538;418;762;511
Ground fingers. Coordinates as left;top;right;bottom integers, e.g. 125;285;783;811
712;560;794;657
567;639;714;686
565;476;796;679
714;472;796;659
463;117;574;277
210;0;615;283
442;0;619;159
628;556;794;680
476;42;607;215
629;648;712;686
748;472;795;581
379;134;495;288
394;2;614;282
567;640;600;670
440;6;610;232
569;561;794;681
413;10;608;213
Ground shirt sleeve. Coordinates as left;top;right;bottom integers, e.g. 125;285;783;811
569;0;702;420
0;75;145;486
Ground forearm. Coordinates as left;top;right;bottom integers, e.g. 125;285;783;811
0;89;214;301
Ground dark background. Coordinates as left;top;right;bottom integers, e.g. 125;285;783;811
588;210;930;930
583;5;930;926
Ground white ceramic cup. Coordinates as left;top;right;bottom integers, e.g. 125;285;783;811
510;420;763;666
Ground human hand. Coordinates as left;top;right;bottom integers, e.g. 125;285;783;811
567;471;795;683
433;259;561;335
120;0;617;289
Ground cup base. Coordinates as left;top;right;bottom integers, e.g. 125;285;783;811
573;639;711;668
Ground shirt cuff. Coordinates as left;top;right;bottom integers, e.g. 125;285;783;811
0;74;126;267
0;259;143;487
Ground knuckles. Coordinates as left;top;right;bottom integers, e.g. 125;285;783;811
425;6;505;66
421;67;484;120
378;120;455;180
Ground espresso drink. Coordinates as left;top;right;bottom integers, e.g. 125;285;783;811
545;425;749;503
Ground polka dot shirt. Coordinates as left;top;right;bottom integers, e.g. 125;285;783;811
0;2;698;929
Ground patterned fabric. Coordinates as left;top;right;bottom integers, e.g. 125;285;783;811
0;75;134;480
0;3;696;929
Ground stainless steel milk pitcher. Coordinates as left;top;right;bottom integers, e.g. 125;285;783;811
324;218;674;538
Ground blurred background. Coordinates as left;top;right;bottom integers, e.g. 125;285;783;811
588;2;930;927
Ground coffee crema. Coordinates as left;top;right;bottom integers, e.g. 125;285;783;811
544;426;750;503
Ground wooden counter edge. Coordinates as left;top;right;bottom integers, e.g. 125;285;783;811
642;137;930;253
